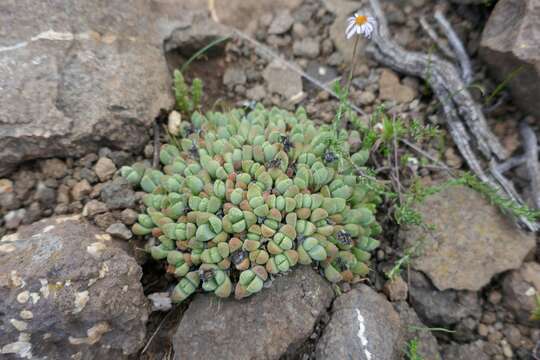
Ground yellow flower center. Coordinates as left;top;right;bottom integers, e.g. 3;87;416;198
355;15;368;26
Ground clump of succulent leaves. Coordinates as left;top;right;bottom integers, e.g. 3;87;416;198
121;104;381;302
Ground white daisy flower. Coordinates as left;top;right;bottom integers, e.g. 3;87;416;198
346;14;376;39
407;157;419;167
407;157;419;173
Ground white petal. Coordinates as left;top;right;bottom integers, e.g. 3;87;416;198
366;28;374;38
348;16;356;22
356;26;362;34
347;27;357;39
346;21;356;34
365;23;373;32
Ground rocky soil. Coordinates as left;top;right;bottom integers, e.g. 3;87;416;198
1;0;539;359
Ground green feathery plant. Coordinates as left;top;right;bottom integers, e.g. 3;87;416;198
530;294;540;321
449;173;540;222
404;338;424;360
385;240;423;281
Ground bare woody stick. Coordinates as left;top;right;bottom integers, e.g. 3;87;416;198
367;0;537;231
434;9;473;85
367;0;506;160
419;16;456;60
520;122;540;209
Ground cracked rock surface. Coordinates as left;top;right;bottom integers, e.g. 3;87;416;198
172;266;333;360
316;284;402;360
0;0;173;176
0;215;149;359
403;185;535;291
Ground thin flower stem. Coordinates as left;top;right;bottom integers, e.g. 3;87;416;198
334;36;360;137
346;36;360;96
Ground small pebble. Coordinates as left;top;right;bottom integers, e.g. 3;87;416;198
0;179;14;194
383;276;408;301
106;223;132;240
5;209;26;229
482;311;497;325
501;340;513;358
94;157;117;182
478;323;489;337
71;180;92;201
82;200;108;217
40;159;68;179
144;144;154;159
503;325;521;348
120;209;139;225
488;290;502;305
94;212;117;230
488;330;503;343
148;292;172;312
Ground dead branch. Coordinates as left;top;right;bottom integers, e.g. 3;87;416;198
367;0;537;231
489;159;538;230
520;122;540;209
482;91;509;115
419;16;456;60
367;0;506;161
434;9;473;85
495;154;527;173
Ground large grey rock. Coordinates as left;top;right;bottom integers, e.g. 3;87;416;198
316;285;403;360
451;0;492;3
502;261;540;325
0;215;149;359
172;266;334;360
158;0;302;51
403;185;535;291
212;0;302;32
0;0;174;176
408;271;481;327
161;9;230;56
480;0;540;116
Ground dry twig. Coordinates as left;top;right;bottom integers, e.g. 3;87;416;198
367;0;538;231
434;9;473;85
367;0;506;161
495;154;527;174
141;310;174;355
520;122;540;209
419;16;456;60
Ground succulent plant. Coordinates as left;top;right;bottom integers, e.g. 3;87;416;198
122;104;381;302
